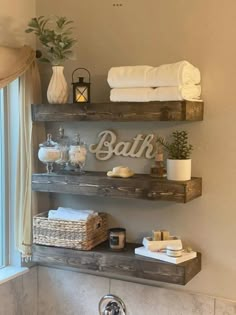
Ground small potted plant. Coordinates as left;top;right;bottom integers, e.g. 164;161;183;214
26;16;77;104
157;130;193;181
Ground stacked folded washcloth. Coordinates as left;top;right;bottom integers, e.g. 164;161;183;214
107;61;201;102
48;207;98;221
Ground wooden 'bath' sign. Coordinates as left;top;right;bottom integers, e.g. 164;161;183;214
89;130;157;160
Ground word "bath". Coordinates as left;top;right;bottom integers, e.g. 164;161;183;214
89;130;157;160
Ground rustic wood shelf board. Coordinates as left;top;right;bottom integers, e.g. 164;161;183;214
31;101;204;122
32;172;202;203
32;242;201;285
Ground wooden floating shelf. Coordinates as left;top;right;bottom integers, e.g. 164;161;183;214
32;171;202;203
31;101;204;122
32;242;201;285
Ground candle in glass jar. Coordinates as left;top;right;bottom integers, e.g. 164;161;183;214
109;228;126;250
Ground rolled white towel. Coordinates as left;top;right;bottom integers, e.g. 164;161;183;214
48;207;98;221
150;85;201;101
107;61;201;88
110;85;201;102
108;65;153;88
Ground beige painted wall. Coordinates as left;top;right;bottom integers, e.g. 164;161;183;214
36;0;236;300
1;0;35;46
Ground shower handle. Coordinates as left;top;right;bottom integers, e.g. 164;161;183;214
104;301;120;314
99;294;126;315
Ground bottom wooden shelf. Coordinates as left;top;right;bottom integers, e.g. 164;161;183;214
32;242;201;285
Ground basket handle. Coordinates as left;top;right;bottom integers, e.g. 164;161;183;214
94;215;102;230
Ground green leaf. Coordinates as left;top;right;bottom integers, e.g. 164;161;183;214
39;57;50;63
25;28;34;33
64;20;73;25
56;17;67;28
28;18;38;28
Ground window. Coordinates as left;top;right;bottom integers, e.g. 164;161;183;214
0;79;21;268
0;88;6;267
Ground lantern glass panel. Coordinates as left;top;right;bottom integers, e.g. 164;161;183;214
76;86;88;102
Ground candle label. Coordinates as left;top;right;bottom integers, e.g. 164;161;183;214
89;130;159;160
110;236;119;246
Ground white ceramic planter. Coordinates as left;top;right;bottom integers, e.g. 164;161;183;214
167;159;191;181
47;66;69;104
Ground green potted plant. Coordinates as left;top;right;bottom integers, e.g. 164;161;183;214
157;130;193;181
26;16;77;104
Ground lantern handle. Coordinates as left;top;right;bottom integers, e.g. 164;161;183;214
72;68;91;83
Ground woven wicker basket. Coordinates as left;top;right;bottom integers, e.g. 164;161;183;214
33;211;108;250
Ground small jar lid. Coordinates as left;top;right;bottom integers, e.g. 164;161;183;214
109;228;126;233
39;133;58;148
71;133;81;145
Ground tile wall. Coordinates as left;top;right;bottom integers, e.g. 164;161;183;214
0;266;235;315
0;267;37;315
37;267;236;315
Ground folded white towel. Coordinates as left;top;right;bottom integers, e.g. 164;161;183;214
48;207;98;221
110;85;201;102
107;61;201;88
57;207;95;215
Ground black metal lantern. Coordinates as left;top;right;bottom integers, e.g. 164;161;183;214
72;68;91;103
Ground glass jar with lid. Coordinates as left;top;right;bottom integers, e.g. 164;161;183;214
55;127;70;170
68;133;87;173
38;133;60;173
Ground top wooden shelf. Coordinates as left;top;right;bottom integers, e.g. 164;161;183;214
31;101;204;122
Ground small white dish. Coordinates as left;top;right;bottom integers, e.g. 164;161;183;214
143;236;182;252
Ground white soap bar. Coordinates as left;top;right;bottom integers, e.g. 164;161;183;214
152;230;162;241
161;230;170;240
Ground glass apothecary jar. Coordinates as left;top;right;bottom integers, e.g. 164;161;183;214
38;133;60;173
55;127;69;169
68;134;87;173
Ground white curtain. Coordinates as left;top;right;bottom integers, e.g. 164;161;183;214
15;61;41;260
0;46;35;89
0;45;41;260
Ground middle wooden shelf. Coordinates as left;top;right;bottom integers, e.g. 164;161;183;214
32;171;202;203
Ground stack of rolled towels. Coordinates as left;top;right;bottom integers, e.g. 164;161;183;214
107;60;201;102
48;207;98;221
